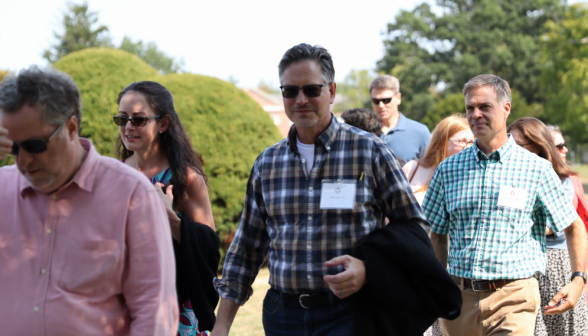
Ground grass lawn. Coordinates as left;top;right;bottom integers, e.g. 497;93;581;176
217;268;270;336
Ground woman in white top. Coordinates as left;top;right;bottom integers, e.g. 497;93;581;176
402;115;474;206
403;114;474;336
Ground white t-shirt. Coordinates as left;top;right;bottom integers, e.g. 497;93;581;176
296;137;315;174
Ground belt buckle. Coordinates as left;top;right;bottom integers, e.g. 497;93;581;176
471;280;486;292
299;294;311;309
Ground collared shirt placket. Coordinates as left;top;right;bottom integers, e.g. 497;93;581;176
31;193;60;334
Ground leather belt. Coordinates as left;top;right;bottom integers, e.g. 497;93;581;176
454;277;518;291
276;289;343;309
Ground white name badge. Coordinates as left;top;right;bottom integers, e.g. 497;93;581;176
497;185;527;210
319;180;357;210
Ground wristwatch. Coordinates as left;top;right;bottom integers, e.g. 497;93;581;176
571;272;587;284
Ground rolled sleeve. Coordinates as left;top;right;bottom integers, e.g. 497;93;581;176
536;167;578;233
124;183;178;336
423;167;450;235
214;157;270;306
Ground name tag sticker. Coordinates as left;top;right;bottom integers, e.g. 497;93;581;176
319;180;356;209
497;185;527;210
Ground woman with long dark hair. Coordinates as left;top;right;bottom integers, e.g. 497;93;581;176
508;117;588;336
115;81;219;336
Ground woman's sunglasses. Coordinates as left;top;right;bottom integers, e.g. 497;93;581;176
11;123;64;155
113;115;160;127
555;143;566;150
279;84;331;99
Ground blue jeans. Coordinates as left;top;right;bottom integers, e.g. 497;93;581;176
262;289;357;336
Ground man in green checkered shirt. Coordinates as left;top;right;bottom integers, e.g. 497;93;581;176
423;74;588;335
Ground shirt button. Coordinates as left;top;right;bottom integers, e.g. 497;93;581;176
308;216;312;220
326;146;331;151
482;219;487;223
485;195;489;199
309;187;313;191
41;269;46;274
47;229;52;234
307;274;312;280
301;158;306;163
307;244;312;250
51;195;57;200
34;307;39;312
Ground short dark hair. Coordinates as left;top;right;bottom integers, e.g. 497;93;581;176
341;108;382;136
278;43;335;84
0;66;81;127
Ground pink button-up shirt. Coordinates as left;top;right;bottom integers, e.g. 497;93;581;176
0;138;178;335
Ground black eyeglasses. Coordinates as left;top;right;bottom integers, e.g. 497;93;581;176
371;97;394;105
11;123;64;155
279;84;331;98
555;143;567;150
113;115;160;127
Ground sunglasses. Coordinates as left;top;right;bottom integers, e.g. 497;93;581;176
555;143;566;150
371;97;394;105
11;123;64;155
113;115;160;127
279;84;330;99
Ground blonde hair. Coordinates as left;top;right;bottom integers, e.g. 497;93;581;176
415;115;470;192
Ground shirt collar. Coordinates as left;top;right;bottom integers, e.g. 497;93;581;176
19;138;99;197
472;134;516;163
287;113;339;154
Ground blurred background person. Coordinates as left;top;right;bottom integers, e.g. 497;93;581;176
402;114;474;205
115;81;220;336
340;107;405;167
508;117;588;336
369;75;431;163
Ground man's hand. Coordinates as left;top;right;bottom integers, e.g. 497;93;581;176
0;128;12;161
323;255;367;299
544;277;585;315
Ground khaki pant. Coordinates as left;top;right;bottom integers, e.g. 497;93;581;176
441;277;540;336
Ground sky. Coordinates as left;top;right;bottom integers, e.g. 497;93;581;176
0;0;428;89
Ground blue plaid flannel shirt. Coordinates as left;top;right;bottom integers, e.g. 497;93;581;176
423;135;578;280
214;115;427;305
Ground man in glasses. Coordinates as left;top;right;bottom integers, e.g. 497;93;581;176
0;67;178;335
213;44;429;335
369;75;431;163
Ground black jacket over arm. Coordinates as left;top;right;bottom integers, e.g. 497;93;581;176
352;219;462;336
173;216;221;331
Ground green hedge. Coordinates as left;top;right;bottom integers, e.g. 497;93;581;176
2;49;282;263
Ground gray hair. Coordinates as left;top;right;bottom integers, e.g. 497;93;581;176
463;74;511;104
0;66;81;127
278;43;335;84
546;125;562;135
369;75;400;94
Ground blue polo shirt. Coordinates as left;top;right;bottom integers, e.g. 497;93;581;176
381;112;431;163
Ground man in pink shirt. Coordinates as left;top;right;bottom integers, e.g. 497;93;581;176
0;67;178;335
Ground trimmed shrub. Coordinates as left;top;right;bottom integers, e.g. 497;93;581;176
1;49;283;265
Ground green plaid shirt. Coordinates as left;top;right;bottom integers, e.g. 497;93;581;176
423;135;577;280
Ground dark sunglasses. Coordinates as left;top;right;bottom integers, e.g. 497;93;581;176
555;143;567;150
279;84;331;99
11;123;64;155
113;115;160;127
371;97;393;105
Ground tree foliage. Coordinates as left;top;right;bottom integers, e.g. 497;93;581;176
333;69;374;112
540;3;588;144
43;1;111;63
378;0;566;121
119;36;184;74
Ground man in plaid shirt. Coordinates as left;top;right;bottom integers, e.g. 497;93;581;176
423;74;588;335
212;44;427;336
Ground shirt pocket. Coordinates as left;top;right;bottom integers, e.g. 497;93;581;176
60;239;121;295
500;207;526;235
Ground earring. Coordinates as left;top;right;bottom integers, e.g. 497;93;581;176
159;131;162;133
